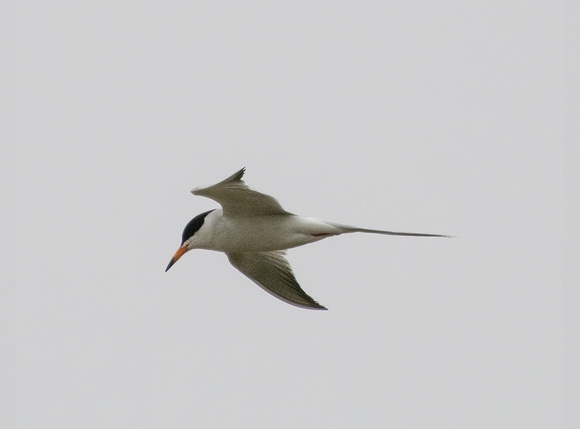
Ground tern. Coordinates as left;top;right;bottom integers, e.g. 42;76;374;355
166;168;449;310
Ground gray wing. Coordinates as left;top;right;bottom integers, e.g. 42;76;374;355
226;251;327;310
191;168;288;217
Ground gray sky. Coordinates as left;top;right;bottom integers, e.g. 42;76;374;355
1;1;565;428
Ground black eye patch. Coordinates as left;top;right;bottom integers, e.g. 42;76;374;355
182;209;214;244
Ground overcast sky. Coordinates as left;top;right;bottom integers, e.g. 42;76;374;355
1;1;566;428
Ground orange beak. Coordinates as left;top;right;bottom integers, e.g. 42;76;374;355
165;245;188;272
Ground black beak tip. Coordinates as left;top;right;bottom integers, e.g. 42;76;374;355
165;258;175;272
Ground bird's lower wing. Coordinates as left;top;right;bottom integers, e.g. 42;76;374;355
226;251;327;310
191;168;288;217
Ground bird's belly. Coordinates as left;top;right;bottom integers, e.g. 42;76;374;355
207;216;327;252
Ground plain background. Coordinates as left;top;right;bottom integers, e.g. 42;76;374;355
1;1;567;428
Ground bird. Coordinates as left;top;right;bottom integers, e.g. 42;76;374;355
165;168;450;310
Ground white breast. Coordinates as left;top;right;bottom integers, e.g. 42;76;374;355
192;210;342;253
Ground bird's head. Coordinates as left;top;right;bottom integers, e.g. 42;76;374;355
165;209;214;272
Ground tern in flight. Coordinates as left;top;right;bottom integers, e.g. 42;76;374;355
166;168;449;310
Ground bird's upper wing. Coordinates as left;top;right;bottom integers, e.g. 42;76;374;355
226;251;327;310
191;168;288;217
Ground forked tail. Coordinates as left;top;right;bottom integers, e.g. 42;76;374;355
329;222;452;238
